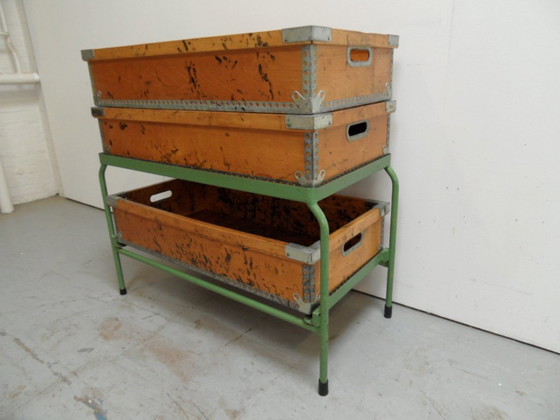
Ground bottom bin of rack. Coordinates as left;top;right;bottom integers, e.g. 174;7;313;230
108;179;389;314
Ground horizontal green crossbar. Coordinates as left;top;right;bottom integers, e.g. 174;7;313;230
311;249;390;326
99;153;391;203
118;247;318;333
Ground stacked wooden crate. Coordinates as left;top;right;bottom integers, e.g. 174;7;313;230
82;25;398;315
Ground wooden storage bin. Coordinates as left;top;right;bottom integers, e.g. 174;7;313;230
109;179;388;313
93;101;395;186
82;25;398;114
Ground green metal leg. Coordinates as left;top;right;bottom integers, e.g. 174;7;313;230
384;166;399;318
99;164;127;295
308;202;330;396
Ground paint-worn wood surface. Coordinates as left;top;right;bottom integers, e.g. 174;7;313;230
82;26;397;114
111;180;386;313
94;101;394;186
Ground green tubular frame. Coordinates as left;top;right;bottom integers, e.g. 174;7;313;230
98;153;399;396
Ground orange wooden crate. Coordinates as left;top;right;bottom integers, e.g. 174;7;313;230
82;26;398;114
93;101;395;186
109;179;388;313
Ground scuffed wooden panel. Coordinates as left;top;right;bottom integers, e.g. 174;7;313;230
112;180;384;311
96;102;391;184
90;46;303;104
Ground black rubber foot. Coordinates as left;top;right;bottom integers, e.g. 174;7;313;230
318;380;329;396
119;288;127;296
384;305;392;319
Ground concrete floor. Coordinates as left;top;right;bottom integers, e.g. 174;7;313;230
1;196;559;420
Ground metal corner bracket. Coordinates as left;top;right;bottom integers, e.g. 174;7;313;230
105;195;121;208
91;107;105;118
385;100;397;113
81;49;95;61
374;201;391;218
388;34;399;47
282;26;333;43
285;241;321;264
294;131;325;186
292;90;326;114
285;113;332;130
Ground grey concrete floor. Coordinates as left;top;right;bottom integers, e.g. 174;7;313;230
1;196;559;420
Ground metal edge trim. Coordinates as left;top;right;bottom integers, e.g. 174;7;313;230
92;89;390;114
105;195;121;207
94;98;302;114
285;113;333;130
91;107;105;118
372;201;391;217
320;90;392;112
285;241;321;264
388;34;399;47
385;100;397;113
282;26;333;43
81;49;95;61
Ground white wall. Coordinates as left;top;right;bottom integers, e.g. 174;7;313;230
23;0;560;352
0;0;57;205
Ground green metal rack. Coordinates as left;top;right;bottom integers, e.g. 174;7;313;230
99;152;399;396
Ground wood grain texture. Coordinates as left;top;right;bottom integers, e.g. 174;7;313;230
90;46;302;104
84;28;396;61
319;102;390;178
317;45;393;103
96;102;391;184
112;180;384;310
85;28;395;111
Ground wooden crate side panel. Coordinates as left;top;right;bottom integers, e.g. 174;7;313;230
100;120;305;182
312;210;384;294
90;46;303;104
316;46;393;101
319;105;389;180
116;199;289;259
115;180;377;246
114;201;307;304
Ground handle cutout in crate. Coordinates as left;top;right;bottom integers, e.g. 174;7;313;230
347;46;373;67
150;190;172;203
346;120;370;142
342;232;364;256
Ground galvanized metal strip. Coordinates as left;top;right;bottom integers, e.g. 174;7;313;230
285;241;321;264
285;113;332;130
295;132;325;186
388;34;400;47
91;107;105;118
373;201;391;218
321;88;392;112
94;90;390;114
94;98;300;113
282;26;333;43
385;100;397;113
81;49;95;61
